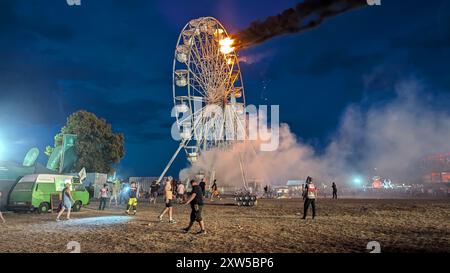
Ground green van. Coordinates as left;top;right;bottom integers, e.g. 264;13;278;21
8;174;89;213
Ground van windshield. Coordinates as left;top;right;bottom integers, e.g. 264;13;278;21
14;182;35;191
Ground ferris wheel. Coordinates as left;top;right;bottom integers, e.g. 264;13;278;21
157;17;247;182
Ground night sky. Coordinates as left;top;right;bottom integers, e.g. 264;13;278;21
0;0;449;177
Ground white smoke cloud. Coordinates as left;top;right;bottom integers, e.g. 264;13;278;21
180;79;450;188
331;80;450;182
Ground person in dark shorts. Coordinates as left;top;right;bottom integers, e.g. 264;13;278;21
183;179;206;235
302;176;317;219
157;177;176;223
98;184;109;210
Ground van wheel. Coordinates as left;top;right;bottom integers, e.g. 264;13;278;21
72;201;82;212
38;202;50;214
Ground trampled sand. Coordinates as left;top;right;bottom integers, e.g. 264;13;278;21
0;198;448;253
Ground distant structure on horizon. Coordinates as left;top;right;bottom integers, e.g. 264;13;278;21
421;152;450;184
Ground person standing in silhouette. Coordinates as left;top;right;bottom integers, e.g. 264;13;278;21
302;177;317;219
199;179;206;197
332;182;338;199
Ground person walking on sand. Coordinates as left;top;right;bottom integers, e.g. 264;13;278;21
56;183;74;221
109;179;121;207
0;192;5;224
332;182;338;199
99;184;109;210
157;177;176;223
125;182;138;215
210;179;221;201
182;179;206;235
150;180;159;204
302;176;317;220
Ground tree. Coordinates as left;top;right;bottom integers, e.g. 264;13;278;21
57;110;125;174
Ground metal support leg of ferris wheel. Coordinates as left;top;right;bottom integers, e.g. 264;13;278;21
238;152;248;191
156;139;187;184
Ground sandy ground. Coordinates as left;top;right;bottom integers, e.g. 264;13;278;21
0;198;448;253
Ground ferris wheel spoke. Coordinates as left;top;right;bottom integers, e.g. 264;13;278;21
187;54;208;87
190;83;208;98
190;40;210;79
184;104;207;123
191;41;209;90
187;67;209;94
222;67;239;94
193;35;219;91
189;51;210;89
201;31;216;77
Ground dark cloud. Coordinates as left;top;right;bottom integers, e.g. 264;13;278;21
1;0;450;177
127;131;171;143
70;95;174;144
0;1;17;30
294;49;385;76
390;22;450;51
0;1;75;42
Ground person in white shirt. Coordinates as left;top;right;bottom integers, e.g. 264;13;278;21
109;180;121;207
177;182;185;203
98;184;109;210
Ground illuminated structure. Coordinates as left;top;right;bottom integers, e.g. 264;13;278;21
421;153;450;183
157;17;246;183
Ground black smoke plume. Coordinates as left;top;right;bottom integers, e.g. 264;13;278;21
233;0;368;49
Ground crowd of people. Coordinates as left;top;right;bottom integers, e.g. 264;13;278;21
1;174;447;231
42;176;209;234
150;177;207;234
84;176;334;225
90;176;210;234
354;185;450;198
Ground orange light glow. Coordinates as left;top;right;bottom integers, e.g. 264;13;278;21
214;29;224;36
219;37;235;54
